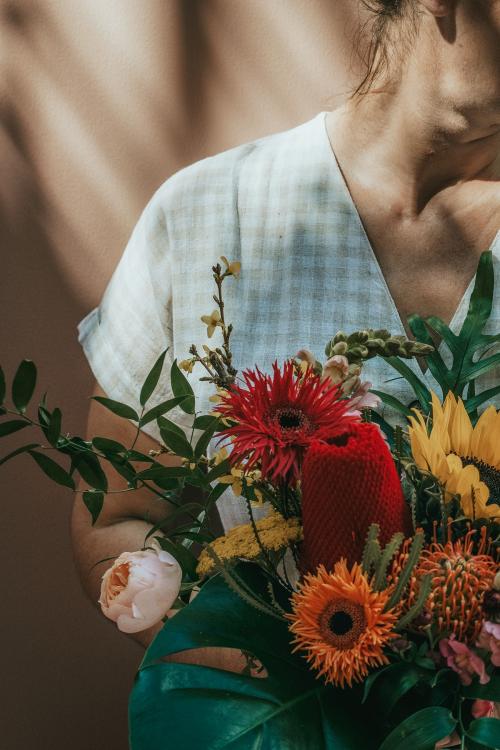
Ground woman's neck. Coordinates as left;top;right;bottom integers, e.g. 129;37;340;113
326;89;500;218
327;0;500;217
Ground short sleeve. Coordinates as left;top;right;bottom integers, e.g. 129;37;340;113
77;186;189;441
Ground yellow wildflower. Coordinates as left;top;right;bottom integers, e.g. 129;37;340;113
218;465;264;502
197;509;303;577
211;447;229;466
179;358;195;374
252;487;264;504
209;387;227;405
209;388;232;426
219;467;246;496
221;256;241;278
201;309;222;338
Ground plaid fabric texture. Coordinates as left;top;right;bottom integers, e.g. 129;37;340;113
78;111;500;530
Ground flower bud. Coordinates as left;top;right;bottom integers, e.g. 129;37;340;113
322;355;350;385
332;341;349;355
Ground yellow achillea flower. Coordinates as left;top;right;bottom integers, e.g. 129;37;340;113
408;391;500;520
196;510;302;577
201;309;222;338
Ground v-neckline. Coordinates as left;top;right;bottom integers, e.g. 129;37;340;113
317;109;500;387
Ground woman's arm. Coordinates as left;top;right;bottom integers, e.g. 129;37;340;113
71;382;247;670
71;382;184;646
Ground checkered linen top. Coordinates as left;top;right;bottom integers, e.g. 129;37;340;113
78;110;500;530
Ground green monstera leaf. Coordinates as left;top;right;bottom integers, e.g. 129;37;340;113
129;565;380;750
373;251;500;424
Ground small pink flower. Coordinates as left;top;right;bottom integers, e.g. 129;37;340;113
477;621;500;667
439;636;490;686
295;349;317;367
99;548;182;633
347;380;381;413
322;355;350;385
472;699;496;719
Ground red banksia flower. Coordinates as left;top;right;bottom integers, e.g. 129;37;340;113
216;360;356;484
300;422;412;572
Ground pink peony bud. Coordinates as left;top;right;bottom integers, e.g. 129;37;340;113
346;380;381;413
99;548;182;633
471;700;496;719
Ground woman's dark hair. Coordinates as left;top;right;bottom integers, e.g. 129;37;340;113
349;0;421;100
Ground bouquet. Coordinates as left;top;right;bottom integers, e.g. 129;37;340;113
2;253;500;749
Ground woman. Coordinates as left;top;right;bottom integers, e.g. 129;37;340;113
73;0;500;671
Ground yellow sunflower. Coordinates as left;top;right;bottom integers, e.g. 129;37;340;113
287;562;399;688
408;392;500;520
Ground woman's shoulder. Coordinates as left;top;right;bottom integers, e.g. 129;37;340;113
152;112;326;217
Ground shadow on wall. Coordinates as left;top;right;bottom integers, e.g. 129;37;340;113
0;1;369;748
0;101;142;750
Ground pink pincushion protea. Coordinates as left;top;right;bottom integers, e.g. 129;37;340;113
216;360;357;484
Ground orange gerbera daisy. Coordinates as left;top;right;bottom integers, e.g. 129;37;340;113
288;561;399;687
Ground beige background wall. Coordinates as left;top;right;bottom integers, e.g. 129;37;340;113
1;2;369;748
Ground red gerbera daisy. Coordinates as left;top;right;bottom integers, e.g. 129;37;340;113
216;360;356;484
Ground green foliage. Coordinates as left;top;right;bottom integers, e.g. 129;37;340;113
91;437;126;454
378;357;433;417
29;450;75;489
156;415;186;439
0;420;29;438
194;419;220;460
140;396;188;427
73;451;108;492
158;425;193;458
0;443;40;467
378;708;456;750
362;662;441;722
140;350;167;407
12;360;37;413
386;534;424;609
130;564;380;750
466;717;500;748
46;408;62;447
462;676;500;702
91;395;139;422
170;359;195;414
154;536;199;579
82;490;104;525
193;415;220;430
0;356;211;529
375;252;500;421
